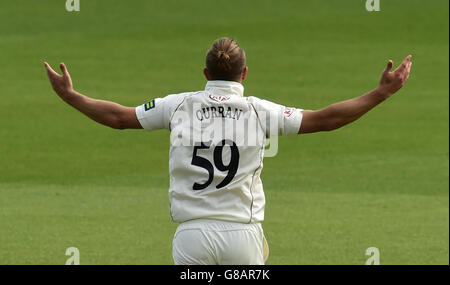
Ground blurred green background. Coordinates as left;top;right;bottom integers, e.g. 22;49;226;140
0;0;448;264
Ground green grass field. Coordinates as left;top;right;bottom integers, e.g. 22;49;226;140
0;0;448;264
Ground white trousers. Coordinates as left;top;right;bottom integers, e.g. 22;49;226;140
172;219;269;265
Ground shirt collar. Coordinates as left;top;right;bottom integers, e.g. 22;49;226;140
205;80;244;97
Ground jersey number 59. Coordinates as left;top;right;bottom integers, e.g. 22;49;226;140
191;139;240;190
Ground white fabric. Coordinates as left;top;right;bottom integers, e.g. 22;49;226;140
172;219;268;265
135;80;303;224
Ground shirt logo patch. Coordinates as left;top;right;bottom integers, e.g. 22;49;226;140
284;107;294;118
209;94;230;102
144;99;155;111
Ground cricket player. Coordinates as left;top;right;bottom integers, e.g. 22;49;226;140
44;38;412;265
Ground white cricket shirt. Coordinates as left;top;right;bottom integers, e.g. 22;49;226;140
136;80;303;223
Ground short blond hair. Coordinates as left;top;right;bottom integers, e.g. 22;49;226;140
206;38;246;81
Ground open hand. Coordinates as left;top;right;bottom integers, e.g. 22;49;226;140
377;55;412;97
44;62;73;97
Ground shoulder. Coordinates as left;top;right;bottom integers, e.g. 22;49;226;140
162;91;195;106
167;90;208;103
246;96;283;113
164;91;205;113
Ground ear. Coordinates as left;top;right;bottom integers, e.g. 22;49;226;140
241;66;248;81
203;68;211;80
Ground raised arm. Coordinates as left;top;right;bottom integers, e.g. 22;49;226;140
299;55;412;134
44;62;142;130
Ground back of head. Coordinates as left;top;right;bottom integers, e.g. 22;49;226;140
206;38;246;82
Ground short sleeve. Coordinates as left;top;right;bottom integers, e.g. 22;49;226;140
249;96;303;136
135;94;186;131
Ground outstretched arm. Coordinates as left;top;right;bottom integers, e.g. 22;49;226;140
299;55;412;134
44;62;142;130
